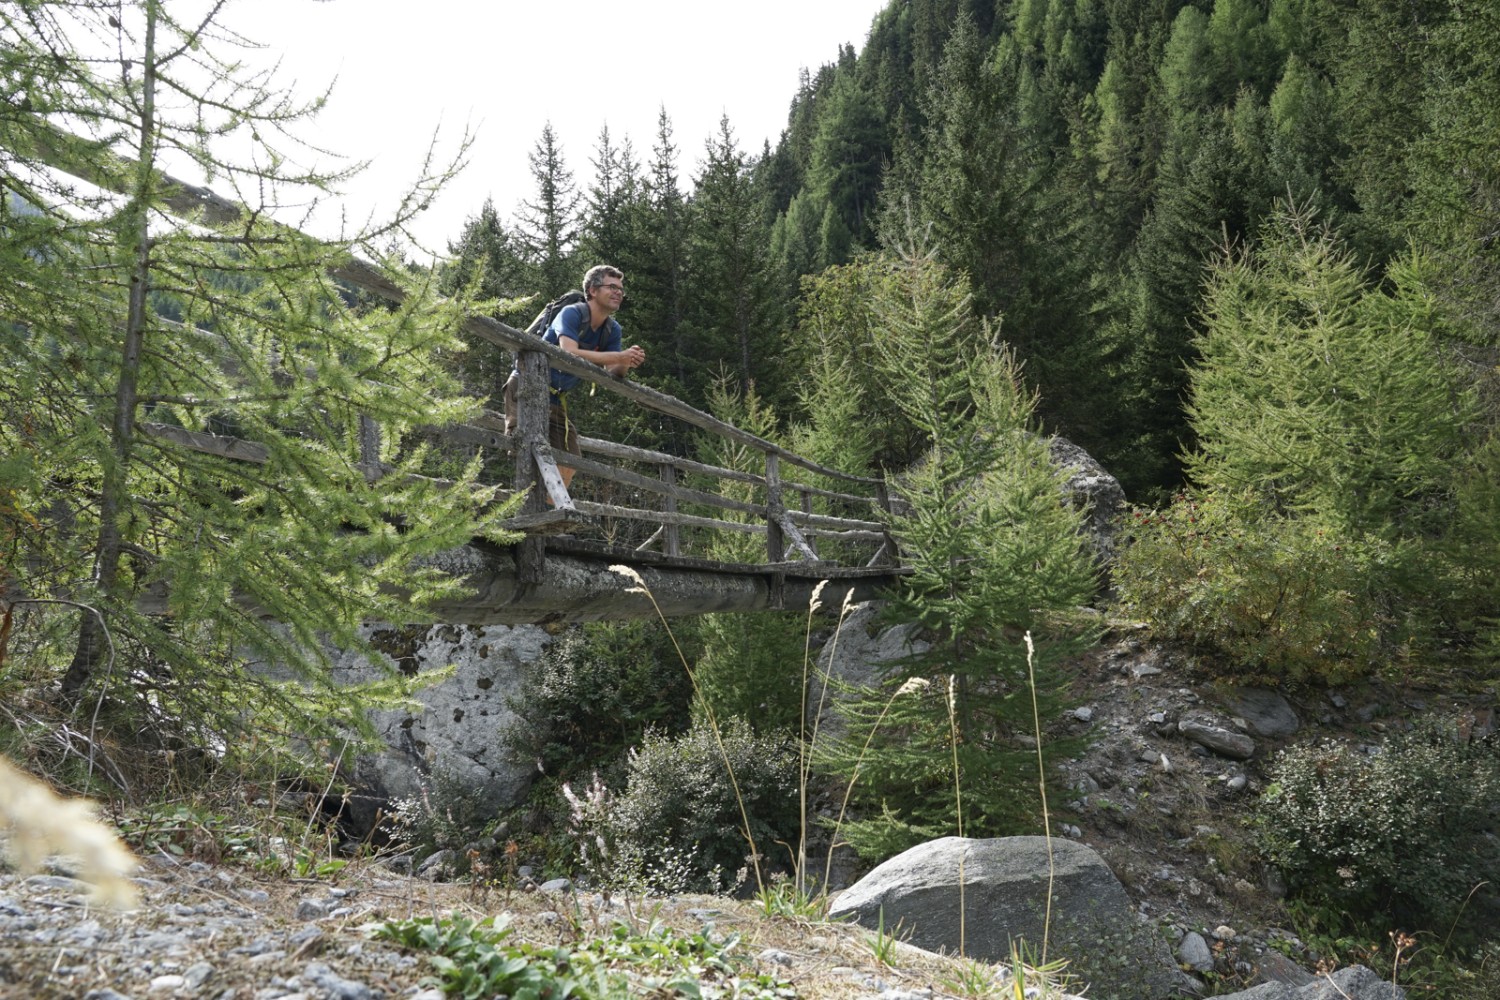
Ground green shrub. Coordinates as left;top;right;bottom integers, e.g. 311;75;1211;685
1114;489;1383;683
503;619;694;781
1257;718;1500;928
569;718;798;893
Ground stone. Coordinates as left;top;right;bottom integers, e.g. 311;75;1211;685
322;623;550;834
539;878;573;894
1221;688;1301;738
1179;718;1257;760
809;601;929;739
828;836;1186;999
302;961;375;1000
1254;949;1316;987
1178;931;1215;972
148;975;186;994
1208;964;1405;1000
1050;435;1127;579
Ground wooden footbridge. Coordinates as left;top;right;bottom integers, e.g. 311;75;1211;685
36;130;905;626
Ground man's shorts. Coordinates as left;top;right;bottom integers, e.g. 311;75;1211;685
503;372;581;461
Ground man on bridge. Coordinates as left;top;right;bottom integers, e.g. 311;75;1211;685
504;264;647;490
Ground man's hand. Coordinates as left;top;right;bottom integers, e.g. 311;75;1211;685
615;344;646;371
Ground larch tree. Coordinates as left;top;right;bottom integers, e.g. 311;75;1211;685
1;0;509;765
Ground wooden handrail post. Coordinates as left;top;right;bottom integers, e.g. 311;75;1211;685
357;414;382;483
800;488;816;558
765;452;785;564
660;462;681;557
513;348;550;583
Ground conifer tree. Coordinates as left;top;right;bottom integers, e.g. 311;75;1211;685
817;246;1096;859
0;1;506;759
686;115;777;404
514;122;581;298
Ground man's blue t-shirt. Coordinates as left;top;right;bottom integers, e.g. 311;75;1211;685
544;302;622;399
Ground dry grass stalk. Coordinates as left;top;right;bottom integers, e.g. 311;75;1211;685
0;755;138;908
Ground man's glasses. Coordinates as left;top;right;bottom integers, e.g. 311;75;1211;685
599;283;625;294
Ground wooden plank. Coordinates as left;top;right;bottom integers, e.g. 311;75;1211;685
417;422;514;453
570;500;767;537
138;422;269;463
531;443;579;512
500;508;592;534
774;509;821;562
578;436;764;488
551;451;766;519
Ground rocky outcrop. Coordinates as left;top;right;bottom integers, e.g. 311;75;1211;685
326;623;550;834
1050;435;1127;577
1214;965;1404;999
828;836;1191;1000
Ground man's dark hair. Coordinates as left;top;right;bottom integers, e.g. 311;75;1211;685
583;264;623;295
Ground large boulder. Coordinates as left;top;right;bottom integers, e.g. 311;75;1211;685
1212;965;1404;1000
327;623;550;834
1050;435;1127;577
829;836;1188;999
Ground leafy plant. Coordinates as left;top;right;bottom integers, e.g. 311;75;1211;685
376;915;599;1000
1114;489;1383;684
1258;718;1500;929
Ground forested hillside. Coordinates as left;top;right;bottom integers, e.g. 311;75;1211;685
5;2;1499;994
458;0;1499;500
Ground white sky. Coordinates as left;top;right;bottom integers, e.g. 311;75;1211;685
226;0;890;257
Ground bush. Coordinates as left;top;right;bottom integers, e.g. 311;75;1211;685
1114;489;1383;683
1257;718;1500;928
567;718;799;893
503;620;694;781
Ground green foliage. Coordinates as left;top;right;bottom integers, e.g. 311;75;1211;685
689;380;808;732
574;718;798;893
1188;210;1477;542
377;914;796;1000
1113;490;1382;684
1258;719;1500;929
1;2;512;778
817;248;1096;858
504;620;694;782
377;914;601;1000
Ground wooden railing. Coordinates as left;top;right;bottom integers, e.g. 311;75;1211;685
28;122;898;583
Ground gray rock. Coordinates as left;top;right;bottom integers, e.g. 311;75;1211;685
1178;931;1215;972
1050;435;1127;576
1179;718;1257;760
83;991;135;1000
1300;965;1404;999
302;961;374;1000
294;897;333;921
306;623;552;834
539;878;573;894
1254;949;1316;987
1211;964;1404;1000
183;961;215;989
828;836;1185;999
1222;688;1301;738
809;601;929;739
417;850;454;877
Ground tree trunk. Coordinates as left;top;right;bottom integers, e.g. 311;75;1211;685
62;4;159;700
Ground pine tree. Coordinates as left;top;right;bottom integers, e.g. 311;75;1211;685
686;115;777;404
1188;207;1476;543
514;122;581;298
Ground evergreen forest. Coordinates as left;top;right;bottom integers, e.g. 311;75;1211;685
3;0;1500;995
